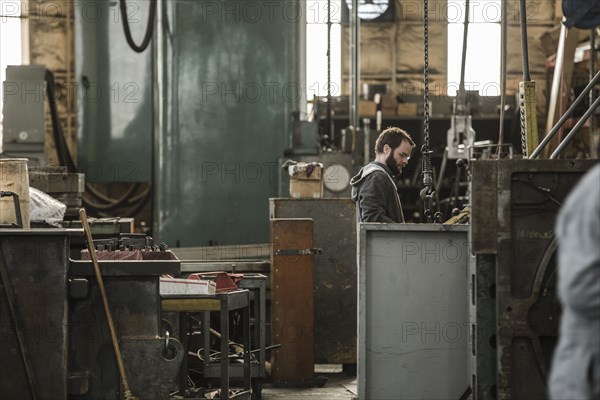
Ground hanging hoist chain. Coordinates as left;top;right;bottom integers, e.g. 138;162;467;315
520;93;528;155
420;0;435;222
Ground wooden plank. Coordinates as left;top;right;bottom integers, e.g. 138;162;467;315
161;298;220;312
270;218;314;387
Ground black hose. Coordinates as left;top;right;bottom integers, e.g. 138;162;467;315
520;0;531;81
46;68;151;216
119;0;156;53
83;182;142;211
86;182;135;203
94;186;152;218
45;70;76;173
122;189;152;218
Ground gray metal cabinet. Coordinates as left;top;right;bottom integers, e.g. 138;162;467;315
358;223;470;400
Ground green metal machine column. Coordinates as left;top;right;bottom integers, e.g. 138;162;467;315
155;1;301;246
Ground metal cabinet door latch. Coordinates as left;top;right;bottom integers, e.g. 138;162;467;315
274;248;322;256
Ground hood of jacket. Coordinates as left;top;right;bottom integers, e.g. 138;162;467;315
350;162;391;201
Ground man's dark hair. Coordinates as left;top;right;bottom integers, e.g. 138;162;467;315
374;127;415;154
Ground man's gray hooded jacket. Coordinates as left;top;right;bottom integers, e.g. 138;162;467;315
350;161;404;223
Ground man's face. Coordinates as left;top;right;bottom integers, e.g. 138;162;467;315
385;141;413;176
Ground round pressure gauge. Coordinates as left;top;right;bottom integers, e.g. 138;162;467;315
324;164;351;193
345;0;390;21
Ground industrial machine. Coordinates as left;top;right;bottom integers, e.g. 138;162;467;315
1;202;264;400
0;230;184;399
2;0;598;399
1;65;47;166
471;159;598;400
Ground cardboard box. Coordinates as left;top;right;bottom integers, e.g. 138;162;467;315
381;94;398;116
289;162;323;199
396;103;419;116
359;100;377;116
290;180;323;199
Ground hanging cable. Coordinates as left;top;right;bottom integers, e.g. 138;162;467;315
83;183;145;211
516;0;541;157
327;0;333;143
519;0;531;82
119;0;156;53
46;70;76;173
45;67;152;216
420;0;435;222
85;182;140;204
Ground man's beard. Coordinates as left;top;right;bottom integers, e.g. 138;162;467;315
385;152;401;177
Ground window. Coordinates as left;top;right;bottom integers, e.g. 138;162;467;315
1;0;26;148
306;0;342;105
447;0;500;96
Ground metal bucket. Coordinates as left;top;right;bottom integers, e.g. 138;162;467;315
0;158;30;228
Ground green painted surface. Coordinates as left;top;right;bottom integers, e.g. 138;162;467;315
76;0;153;182
155;1;299;247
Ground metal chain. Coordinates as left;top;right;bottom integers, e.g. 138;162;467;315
421;0;434;221
520;92;527;156
423;0;430;151
519;0;530;157
327;0;332;139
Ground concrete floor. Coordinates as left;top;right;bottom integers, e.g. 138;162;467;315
261;374;357;400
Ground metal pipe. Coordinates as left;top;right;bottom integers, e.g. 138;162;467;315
550;96;600;159
530;70;600;159
458;0;470;102
66;0;73;152
498;0;508;148
152;0;162;236
435;148;448;196
350;0;360;138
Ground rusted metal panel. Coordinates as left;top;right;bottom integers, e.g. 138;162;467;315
471;160;499;254
471;159;597;400
270;218;314;387
121;337;184;399
486;159;596;400
269;198;356;364
69;256;181;399
0;230;70;399
474;254;497;400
